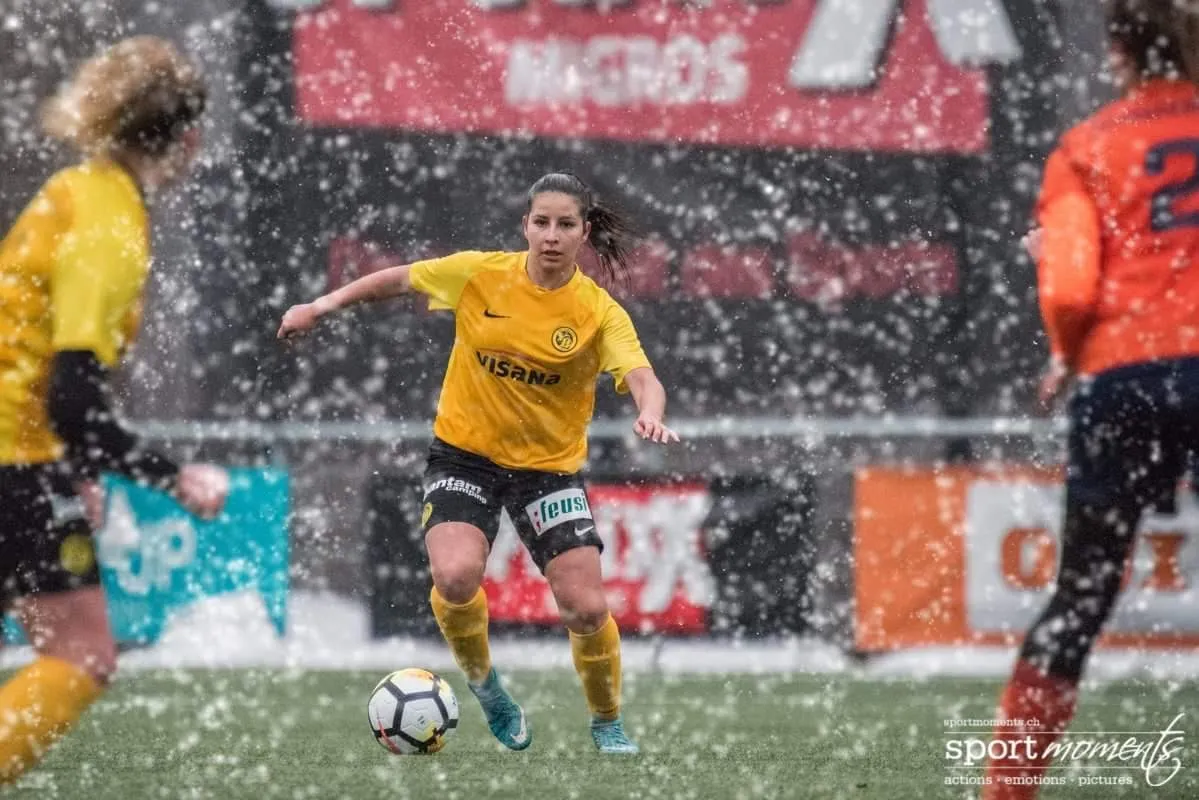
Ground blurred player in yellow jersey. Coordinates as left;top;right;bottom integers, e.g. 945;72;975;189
278;172;678;754
0;37;229;783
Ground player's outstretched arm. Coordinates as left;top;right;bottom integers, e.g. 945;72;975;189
47;351;229;519
277;263;415;339
624;367;679;444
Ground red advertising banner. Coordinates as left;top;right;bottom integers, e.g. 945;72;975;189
482;482;713;633
292;0;990;153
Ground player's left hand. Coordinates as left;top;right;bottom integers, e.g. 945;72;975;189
634;415;679;444
1037;356;1073;411
176;464;231;520
74;480;106;529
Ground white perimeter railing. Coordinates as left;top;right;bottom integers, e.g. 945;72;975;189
130;416;1068;443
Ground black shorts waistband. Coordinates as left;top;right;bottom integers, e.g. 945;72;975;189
429;437;502;471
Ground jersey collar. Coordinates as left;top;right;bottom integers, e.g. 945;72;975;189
521;251;581;294
94;156;148;207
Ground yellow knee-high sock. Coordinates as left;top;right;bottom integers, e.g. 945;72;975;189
0;656;102;784
429;587;492;684
570;614;622;721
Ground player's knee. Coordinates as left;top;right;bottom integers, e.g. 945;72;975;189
84;646;118;686
558;594;609;634
429;559;484;605
1074;587;1121;635
62;633;118;686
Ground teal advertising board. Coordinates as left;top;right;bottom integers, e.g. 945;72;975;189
4;468;289;645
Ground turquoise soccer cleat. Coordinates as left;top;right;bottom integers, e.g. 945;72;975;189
468;668;531;751
590;717;640;754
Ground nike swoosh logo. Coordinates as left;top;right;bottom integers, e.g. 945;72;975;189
574;524;596;538
512;710;529;744
483;309;510;318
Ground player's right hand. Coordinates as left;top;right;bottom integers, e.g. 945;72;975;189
634;415;680;444
1022;227;1043;262
277;302;322;339
176;463;230;520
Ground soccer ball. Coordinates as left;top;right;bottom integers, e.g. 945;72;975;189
367;667;460;755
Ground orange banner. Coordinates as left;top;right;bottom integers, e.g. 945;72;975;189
853;466;1199;651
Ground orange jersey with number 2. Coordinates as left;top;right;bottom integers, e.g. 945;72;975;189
1037;79;1199;375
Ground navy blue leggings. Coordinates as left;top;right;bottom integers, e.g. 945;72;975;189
1019;358;1199;680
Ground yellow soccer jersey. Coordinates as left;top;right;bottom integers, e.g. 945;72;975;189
409;250;651;473
0;160;150;465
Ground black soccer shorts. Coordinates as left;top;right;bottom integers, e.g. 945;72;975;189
420;438;604;572
0;462;101;606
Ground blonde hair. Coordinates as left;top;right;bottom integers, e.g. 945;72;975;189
42;35;207;156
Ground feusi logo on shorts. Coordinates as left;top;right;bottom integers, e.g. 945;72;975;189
525;488;591;535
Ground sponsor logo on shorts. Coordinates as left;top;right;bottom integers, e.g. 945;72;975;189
48;493;87;527
525;488;591;535
425;477;487;505
59;533;95;576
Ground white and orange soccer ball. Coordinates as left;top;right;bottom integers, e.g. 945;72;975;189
367;668;460;755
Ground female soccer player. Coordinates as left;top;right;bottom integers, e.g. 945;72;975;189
984;3;1199;797
0;36;228;783
278;172;677;754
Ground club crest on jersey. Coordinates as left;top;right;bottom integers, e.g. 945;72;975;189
525;488;592;535
475;351;561;385
551;326;578;353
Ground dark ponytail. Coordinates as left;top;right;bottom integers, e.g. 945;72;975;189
1181;5;1199;82
527;172;638;287
1106;0;1199;85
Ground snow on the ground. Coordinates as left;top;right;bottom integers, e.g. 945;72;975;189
3;590;1199;682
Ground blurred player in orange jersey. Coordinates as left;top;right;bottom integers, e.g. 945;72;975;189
279;172;677;754
0;37;229;783
983;3;1199;797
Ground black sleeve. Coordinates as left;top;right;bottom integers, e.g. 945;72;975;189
47;350;180;491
